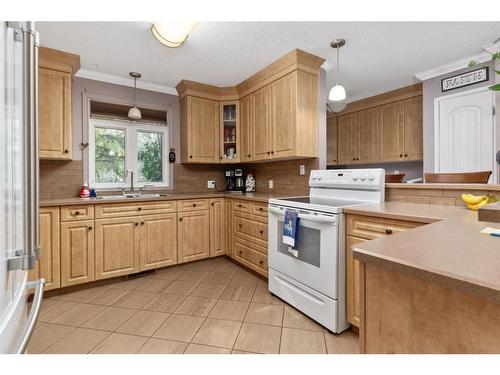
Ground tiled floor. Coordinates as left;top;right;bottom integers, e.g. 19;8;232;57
28;257;359;354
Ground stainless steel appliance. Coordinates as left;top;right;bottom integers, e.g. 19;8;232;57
0;22;45;353
268;169;385;333
225;168;245;193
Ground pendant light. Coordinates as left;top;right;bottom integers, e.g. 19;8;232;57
329;39;347;102
128;72;142;120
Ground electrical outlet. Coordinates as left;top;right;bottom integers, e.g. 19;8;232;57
207;180;216;189
268;180;274;189
299;164;305;175
394;170;400;174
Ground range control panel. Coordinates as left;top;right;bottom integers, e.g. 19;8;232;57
309;169;385;190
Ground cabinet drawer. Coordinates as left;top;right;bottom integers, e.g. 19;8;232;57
95;201;177;218
234;212;268;247
61;205;94;221
233;238;268;274
346;214;423;240
251;202;268;217
233;200;250;213
178;199;209;212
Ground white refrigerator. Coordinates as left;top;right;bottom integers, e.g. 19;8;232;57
0;21;45;354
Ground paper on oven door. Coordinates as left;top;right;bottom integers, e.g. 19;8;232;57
288;246;299;257
283;210;300;248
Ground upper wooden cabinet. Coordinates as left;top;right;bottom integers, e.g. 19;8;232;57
337;113;358;164
176;49;324;164
403;96;423;161
379;101;405;162
326;116;338;165
38;47;80;160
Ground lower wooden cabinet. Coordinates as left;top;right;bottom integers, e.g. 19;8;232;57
60;220;94;287
224;199;233;256
178;209;210;263
140;213;177;271
29;207;60;291
346;235;366;327
209;199;225;257
94;217;140;280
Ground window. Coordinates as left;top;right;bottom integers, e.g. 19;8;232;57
89;118;169;189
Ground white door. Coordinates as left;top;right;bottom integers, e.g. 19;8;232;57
434;88;495;181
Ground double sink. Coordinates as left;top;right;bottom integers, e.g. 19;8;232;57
96;193;166;200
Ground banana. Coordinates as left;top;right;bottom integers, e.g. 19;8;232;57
466;199;489;211
461;193;488;205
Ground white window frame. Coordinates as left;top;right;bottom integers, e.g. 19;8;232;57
88;118;169;189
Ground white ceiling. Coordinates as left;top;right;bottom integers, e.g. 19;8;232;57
37;22;500;102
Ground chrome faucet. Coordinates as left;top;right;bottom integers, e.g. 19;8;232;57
126;170;135;195
140;184;154;195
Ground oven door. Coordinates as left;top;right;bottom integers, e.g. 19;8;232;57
268;204;339;299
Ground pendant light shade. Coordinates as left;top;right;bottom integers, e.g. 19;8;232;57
329;39;347;102
151;21;197;48
128;72;142;120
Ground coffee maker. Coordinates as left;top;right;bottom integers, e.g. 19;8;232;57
225;168;245;193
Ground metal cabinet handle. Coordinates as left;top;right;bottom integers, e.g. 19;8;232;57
189;155;193;159
193;203;197;207
238;224;242;227
259;230;264;234
64;149;69;153
211;202;214;206
138;207;142;211
247;154;251;157
271;151;274;154
404;154;408;157
385;228;393;235
135;222;139;226
141;222;144;225
259;260;264;265
74;211;80;215
238;251;243;254
399;154;403;157
179;217;183;222
16;278;46;354
258;207;263;211
267;151;271;155
88;226;92;230
238;204;242;208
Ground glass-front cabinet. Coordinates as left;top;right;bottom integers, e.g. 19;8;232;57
219;101;240;163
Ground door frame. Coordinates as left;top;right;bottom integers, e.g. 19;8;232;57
433;86;496;181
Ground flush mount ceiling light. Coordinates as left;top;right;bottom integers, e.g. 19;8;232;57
151;21;197;48
329;39;347;102
128;72;142;120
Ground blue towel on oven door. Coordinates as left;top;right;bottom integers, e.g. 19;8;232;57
283;209;300;248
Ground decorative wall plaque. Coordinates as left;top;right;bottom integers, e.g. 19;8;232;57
441;67;489;92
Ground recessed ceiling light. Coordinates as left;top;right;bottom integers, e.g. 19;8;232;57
151;21;197;48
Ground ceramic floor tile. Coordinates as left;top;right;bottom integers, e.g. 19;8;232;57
212;262;239;274
109;277;148;291
221;284;256;302
191;318;242;349
143;293;187;313
112;291;158;309
184;261;216;273
27;323;75;354
174;296;217;317
231;349;255;354
244;303;284;326
134;278;173;293
209;299;249;321
116;310;170;337
252;286;284;305
282;304;324;332
153;314;205;342
43;328;110;354
234;322;281;354
177;270;209;282
162;280;200;295
324;330;359;354
84;288;130;306
184;343;231;354
51;286;108;303
280;328;327;354
38;299;78;322
152;267;186;280
228;272;259;287
82;306;138;331
190;282;226;298
203;271;234;285
49;303;106;327
90;333;148;354
136;338;188;354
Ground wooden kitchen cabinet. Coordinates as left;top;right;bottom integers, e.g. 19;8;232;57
220;101;240;163
346;235;366;327
357;107;380;164
140;213;177;270
337;113;358;164
271;72;297;158
29;207;60;291
180;96;220;163
60;220;94;287
239;96;253;162
209;199;225;257
225;199;233;256
177;209;210;263
379;101;405;162
251;85;272;161
404;96;423;161
94;217;140;280
327;115;338;165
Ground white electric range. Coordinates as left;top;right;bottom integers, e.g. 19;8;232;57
267;168;385;333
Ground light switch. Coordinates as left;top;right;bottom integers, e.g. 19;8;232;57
207;180;216;189
299;164;305;175
268;180;274;189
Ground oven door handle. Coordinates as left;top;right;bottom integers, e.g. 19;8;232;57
268;206;337;224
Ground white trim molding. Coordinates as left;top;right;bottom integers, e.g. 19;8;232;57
415;40;500;81
75;68;178;96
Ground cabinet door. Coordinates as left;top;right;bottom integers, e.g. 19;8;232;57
140;213;177;270
95;217;140;279
188;96;220;163
220;101;240;163
252;86;272;161
404;96;423;161
60;220;94;287
379;101;405;162
271;73;297;158
326;116;338;165
39;68;72;160
357;108;380;164
240;96;253;162
225;199;233;257
346;235;367;328
209;199;225;257
178;210;210;263
29;207;60;291
337;113;358;164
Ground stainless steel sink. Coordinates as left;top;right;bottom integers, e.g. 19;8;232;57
96;193;160;200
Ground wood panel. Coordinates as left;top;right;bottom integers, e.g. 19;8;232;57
60;220;94;287
271;72;297;158
404;96;423;161
39;46;80;75
177;199;209;212
233;212;268;248
357;107;379;164
209;199;225;257
240;95;253;161
29;207;60;291
346;235;366;327
337;113;358;164
177;210;210;263
39;68;72;160
233;237;268;277
140;213;177;270
95;201;176;219
225;199;233;257
295;70;318;158
251;86;272;161
95;217;140;280
60;205;94;222
379;101;405;162
346;214;423;240
327;116;338;165
187;96;220;163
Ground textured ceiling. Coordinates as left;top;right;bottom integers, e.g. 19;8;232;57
36;21;500;102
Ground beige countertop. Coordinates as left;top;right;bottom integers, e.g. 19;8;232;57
40;192;286;207
345;202;500;303
385;183;500;191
